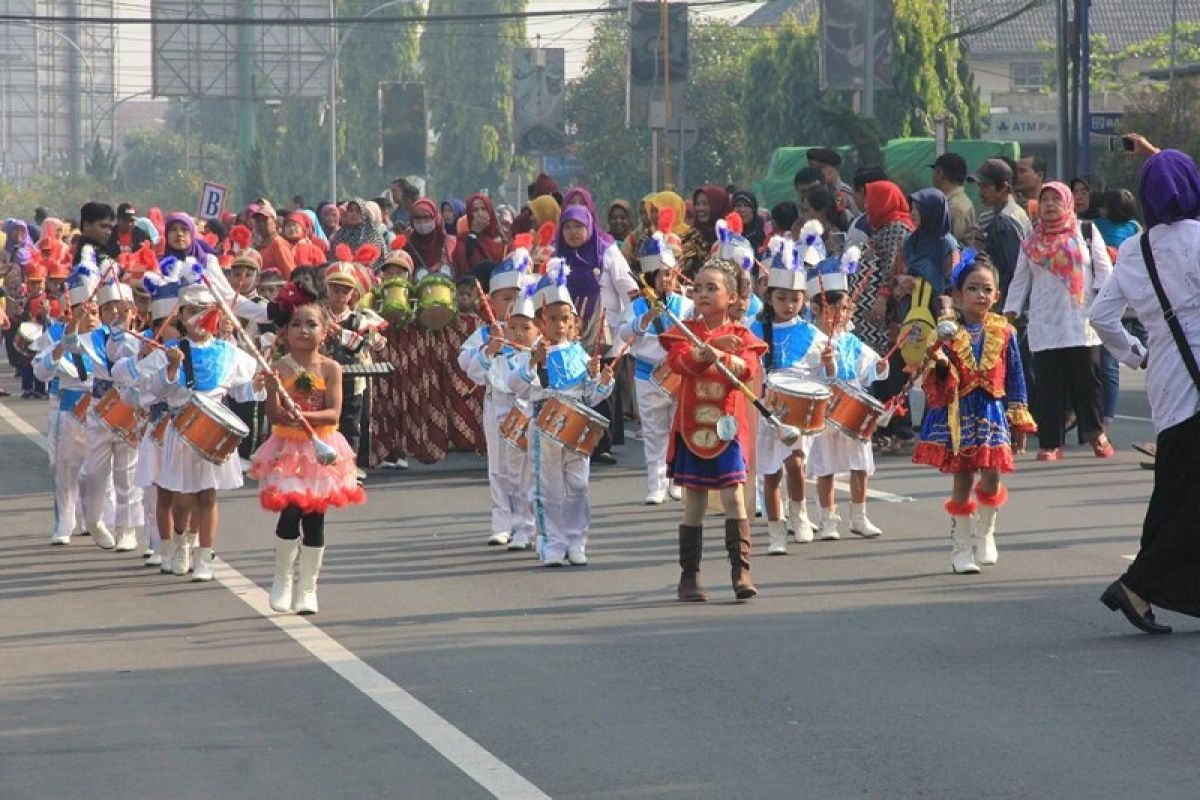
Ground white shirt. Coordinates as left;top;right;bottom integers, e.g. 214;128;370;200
599;242;638;350
1004;223;1113;352
1089;220;1200;433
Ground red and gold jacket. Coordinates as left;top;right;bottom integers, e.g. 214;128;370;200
660;320;767;459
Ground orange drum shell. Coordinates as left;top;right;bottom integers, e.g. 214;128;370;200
95;388;144;445
71;394;92;424
765;387;829;434
535;396;608;457
499;407;529;451
152;414;170;446
650;362;681;397
826;384;883;443
172;403;245;465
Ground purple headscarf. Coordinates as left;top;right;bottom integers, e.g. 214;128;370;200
163;212;212;260
1141;150;1200;229
563;186;614;248
556;204;603;325
4;218;34;267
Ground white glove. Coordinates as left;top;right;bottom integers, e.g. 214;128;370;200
339;328;365;353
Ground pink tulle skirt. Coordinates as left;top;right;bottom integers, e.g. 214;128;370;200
249;431;366;514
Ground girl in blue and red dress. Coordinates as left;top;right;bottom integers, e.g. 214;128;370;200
913;251;1037;574
659;258;767;602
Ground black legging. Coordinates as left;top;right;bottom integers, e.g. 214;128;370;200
276;505;325;547
1032;346;1103;450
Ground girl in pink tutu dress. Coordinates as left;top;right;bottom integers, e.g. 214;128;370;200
250;286;364;615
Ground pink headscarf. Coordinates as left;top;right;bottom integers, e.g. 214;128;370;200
1020;182;1086;304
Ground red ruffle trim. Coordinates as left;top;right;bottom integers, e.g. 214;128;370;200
912;442;1015;475
944;497;978;516
260;483;367;514
975;483;1009;508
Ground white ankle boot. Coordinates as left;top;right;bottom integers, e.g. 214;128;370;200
171;532;197;576
975;505;999;566
788;500;814;543
950;514;980;574
91;521;116;550
817;507;841;540
292;545;326;615
849;502;882;538
270;538;301;612
159;538;175;573
191;547;215;582
766;519;788;555
114;527;138;552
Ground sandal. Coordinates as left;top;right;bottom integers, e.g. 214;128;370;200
1092;436;1115;458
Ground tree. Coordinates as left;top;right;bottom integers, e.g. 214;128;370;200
85;139;119;184
421;0;526;198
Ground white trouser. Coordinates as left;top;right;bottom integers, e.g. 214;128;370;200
51;411;87;538
143;486;161;546
79;417;142;531
532;430;591;561
46;400;58;468
635;376;675;495
501;432;534;543
482;394;511;536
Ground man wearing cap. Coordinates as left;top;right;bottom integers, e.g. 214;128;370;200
931;153;977;245
807;147;859;218
969;158;1031;297
106;202;152;258
251;200;295;280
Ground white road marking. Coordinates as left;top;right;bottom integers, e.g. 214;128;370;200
803;476;914;503
0;401;551;800
1114;414;1153;423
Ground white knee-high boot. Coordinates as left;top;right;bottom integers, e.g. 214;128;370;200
974;485;1008;566
292;546;326;615
269;538;301;612
947;498;980;574
787;499;814;543
766;519;788;555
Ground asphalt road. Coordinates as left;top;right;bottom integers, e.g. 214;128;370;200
2;368;1198;800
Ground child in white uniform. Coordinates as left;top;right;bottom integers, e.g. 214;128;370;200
508;259;614;566
806;249;889;540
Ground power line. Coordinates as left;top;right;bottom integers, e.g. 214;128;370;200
0;0;752;27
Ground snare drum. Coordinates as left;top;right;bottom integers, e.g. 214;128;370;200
499;406;530;451
71;394;92;424
152;414;170;446
171;393;250;465
375;277;412;327
15;321;43;358
650;361;681;397
764;374;830;434
826;381;886;442
94;387;144;446
534;395;609;457
415;274;458;331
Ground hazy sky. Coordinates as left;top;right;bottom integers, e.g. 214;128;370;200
114;0;760;97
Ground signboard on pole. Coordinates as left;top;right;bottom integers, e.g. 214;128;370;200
1089;112;1123;136
197;182;228;221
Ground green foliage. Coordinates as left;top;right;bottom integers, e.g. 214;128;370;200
421;0;526;198
85;139;120;184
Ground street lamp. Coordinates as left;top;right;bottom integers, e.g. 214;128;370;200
328;0;418;202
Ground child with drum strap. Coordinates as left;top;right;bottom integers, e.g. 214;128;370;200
154;267;265;582
508;258;613;567
912;251;1036;574
32;254;102;547
658;257;768;603
249;282;365;615
749;235;829;555
77;268;143;555
457;242;535;547
323;255;384;471
618;216;692;506
806;250;889;540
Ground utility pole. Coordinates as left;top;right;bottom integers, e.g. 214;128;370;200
1076;0;1091;178
1055;0;1068;178
864;0;875;119
66;0;81;172
236;0;258;201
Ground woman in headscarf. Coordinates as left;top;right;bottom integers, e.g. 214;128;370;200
3;218;34;271
451;193;505;278
440;198;465;235
649;190;705;277
282;212;327;268
405;197;456;277
316;201;340;240
162;212;213;261
301;209;329;248
562;187;614;249
606;199;635;264
2;220;34;361
691;184;730;251
730;190;766;253
37;218;71;275
529;194;561;229
329;198;386;270
902;188;959;298
556;204;639;462
1004;181;1113;461
1091;143;1200;634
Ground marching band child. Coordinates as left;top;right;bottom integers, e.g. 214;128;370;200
509;258;614;566
619;216;692;505
250;279;365;614
77;268;143;553
14;256;49;398
658;257;767;602
458;241;534;546
33;253;104;547
806;249;889;540
749;236;828;554
153;264;264;581
912;251;1036;574
496;284;541;551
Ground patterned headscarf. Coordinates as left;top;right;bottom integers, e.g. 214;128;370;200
1020;181;1086;304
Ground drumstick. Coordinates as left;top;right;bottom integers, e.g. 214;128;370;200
199;274;338;466
637;273;801;448
125;328;167;351
878;312;959;423
474;278;499;330
593;306;607;359
879;323;918;365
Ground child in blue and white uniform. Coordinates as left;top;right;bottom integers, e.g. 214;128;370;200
508;258;614;566
806;248;889;540
618;220;692;505
457;243;536;548
749;234;829;554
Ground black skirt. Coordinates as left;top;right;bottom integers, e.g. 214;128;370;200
1123;411;1200;617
